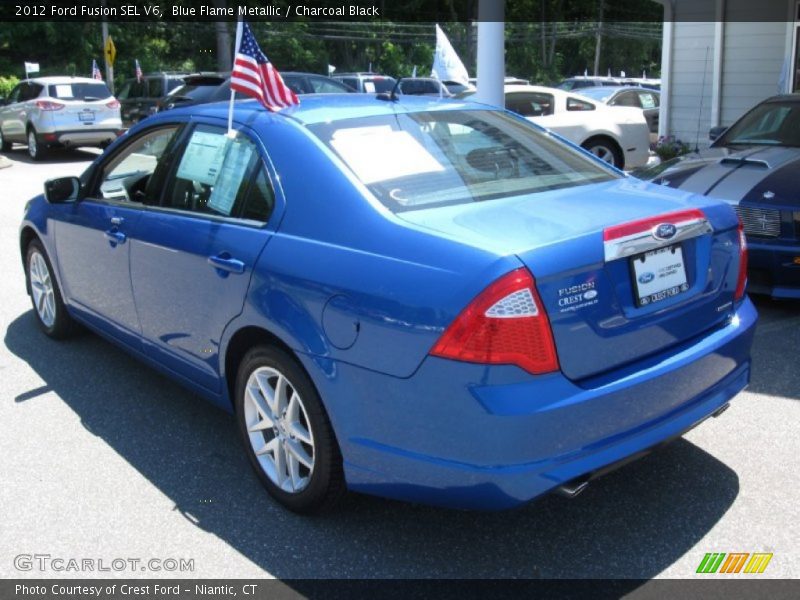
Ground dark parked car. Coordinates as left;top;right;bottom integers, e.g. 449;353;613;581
331;72;396;93
21;95;755;514
577;86;660;140
634;94;800;299
155;72;354;113
397;77;452;97
118;72;187;126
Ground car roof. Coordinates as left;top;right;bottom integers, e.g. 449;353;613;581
162;94;488;126
26;76;106;85
763;93;800;103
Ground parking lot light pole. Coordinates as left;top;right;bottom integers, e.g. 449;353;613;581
475;0;505;107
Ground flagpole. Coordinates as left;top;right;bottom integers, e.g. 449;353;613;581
227;19;243;137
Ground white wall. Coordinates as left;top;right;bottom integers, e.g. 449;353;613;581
664;0;794;147
668;21;715;147
721;21;789;124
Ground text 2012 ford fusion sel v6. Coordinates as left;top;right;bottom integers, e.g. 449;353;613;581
20;95;756;512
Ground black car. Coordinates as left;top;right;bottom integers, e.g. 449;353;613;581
155;72;354;114
635;94;800;299
118;72;187;127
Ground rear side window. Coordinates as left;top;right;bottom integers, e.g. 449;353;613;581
309;110;617;213
49;83;111;100
19;83;42;101
567;97;595;111
165;124;275;222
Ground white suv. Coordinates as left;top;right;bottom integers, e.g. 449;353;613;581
0;76;122;160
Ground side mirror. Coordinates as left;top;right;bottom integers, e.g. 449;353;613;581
44;176;81;204
709;125;727;142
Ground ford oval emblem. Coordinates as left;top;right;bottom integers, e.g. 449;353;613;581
638;272;655;284
652;223;677;241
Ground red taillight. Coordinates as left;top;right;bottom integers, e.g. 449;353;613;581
430;268;559;375
735;220;748;301
35;100;65;111
106;99;120;109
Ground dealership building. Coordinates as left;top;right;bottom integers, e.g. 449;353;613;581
656;0;800;146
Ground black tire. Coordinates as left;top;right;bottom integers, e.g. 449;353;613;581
235;345;345;513
0;128;11;152
27;127;47;161
582;136;624;169
25;239;78;339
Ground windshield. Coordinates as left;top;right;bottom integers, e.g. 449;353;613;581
48;82;111;101
717;101;800;147
309;110;618;213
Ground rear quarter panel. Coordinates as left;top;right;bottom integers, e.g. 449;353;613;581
225;116;522;380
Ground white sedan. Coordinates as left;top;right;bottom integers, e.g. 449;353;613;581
463;85;651;170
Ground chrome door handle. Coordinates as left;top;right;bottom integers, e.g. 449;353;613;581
110;216;124;226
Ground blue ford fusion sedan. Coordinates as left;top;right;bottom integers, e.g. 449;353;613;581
20;94;756;513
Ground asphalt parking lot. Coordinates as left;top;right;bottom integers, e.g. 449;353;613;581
0;147;798;582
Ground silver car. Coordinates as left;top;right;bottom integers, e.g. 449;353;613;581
0;76;122;160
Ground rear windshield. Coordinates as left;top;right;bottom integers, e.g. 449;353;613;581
48;82;111;101
309;110;619;212
167;83;221;102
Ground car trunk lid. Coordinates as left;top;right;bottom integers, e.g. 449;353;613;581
399;178;741;381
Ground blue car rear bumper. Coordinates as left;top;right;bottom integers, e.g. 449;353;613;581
300;297;757;510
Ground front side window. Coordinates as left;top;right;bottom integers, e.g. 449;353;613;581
506;93;554;117
7;84;22;103
309;77;349;93
610;92;640;108
310;110;618;212
97;126;180;203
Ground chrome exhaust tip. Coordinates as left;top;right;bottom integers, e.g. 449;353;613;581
556;478;590;498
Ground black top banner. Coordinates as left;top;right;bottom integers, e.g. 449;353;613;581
3;0;781;23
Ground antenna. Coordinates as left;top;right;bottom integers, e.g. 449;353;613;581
377;77;403;102
695;46;710;153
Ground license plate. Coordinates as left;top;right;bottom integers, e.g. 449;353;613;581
631;244;689;307
78;111;95;122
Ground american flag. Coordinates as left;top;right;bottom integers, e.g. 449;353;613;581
92;59;102;81
230;21;298;111
135;59;143;83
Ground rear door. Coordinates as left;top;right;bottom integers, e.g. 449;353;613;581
129;121;277;392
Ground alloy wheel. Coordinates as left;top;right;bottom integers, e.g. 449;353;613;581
243;366;315;493
29;250;56;328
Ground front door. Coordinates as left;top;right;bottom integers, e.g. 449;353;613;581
53;125;182;348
